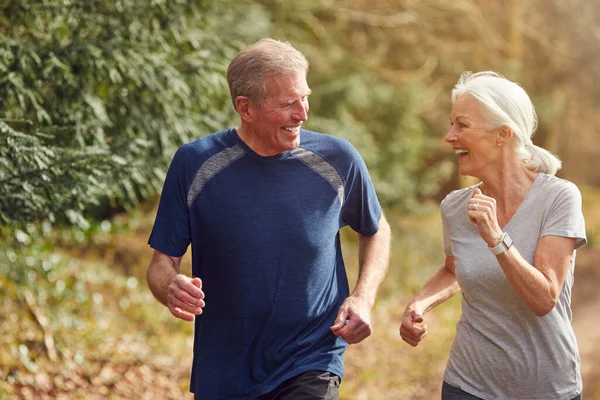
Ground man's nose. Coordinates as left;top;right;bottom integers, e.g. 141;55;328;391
293;99;309;121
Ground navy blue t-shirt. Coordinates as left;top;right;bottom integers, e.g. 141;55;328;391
148;128;381;399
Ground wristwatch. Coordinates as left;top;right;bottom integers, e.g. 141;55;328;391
489;232;513;255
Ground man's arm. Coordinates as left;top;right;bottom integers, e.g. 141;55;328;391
147;250;205;322
330;213;391;344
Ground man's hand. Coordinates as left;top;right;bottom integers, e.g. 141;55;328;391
147;250;205;322
399;308;427;347
167;275;205;322
330;296;372;344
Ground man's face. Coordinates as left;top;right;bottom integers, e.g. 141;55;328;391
247;70;311;156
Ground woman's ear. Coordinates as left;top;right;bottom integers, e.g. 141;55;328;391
234;96;252;122
497;126;513;147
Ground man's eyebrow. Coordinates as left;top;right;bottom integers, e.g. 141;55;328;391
293;89;312;100
285;90;312;103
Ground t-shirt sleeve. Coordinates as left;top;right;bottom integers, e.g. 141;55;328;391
148;146;192;257
340;142;382;236
541;182;587;250
441;196;453;257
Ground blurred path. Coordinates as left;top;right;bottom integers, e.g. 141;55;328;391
572;248;600;399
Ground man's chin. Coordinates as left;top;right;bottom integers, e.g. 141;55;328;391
280;136;300;151
287;138;300;151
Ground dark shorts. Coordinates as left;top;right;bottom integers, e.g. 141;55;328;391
194;371;340;400
257;370;340;400
442;381;582;400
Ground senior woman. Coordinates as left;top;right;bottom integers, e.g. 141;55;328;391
400;71;586;400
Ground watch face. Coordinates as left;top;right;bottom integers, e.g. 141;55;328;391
490;232;512;255
503;233;513;249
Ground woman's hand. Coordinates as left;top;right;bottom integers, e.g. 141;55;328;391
399;307;427;347
468;188;503;247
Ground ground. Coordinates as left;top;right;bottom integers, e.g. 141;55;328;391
571;248;600;400
6;232;599;399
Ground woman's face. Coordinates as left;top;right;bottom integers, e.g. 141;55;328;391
445;94;500;178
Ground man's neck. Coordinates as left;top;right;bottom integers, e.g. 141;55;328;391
235;125;283;157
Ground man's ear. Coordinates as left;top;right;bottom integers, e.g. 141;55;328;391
234;96;252;122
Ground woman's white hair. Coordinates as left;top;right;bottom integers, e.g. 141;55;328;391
452;71;561;175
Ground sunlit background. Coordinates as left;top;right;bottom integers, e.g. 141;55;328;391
1;1;598;399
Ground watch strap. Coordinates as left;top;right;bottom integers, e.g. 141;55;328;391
489;232;513;255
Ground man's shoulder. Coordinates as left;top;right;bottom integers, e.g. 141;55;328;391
298;129;360;161
300;129;351;146
176;128;239;161
184;128;235;151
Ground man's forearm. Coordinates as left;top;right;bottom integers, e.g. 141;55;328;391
147;250;181;306
352;214;391;307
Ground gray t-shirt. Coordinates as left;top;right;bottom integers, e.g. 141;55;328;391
442;173;587;400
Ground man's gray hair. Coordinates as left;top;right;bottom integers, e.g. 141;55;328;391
452;71;562;175
227;38;309;107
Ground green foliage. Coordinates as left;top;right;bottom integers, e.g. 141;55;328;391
0;119;127;227
0;0;247;226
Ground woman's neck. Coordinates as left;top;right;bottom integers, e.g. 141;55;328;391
479;165;538;215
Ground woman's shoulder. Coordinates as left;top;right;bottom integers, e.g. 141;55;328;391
442;184;479;207
535;173;581;199
440;184;479;218
537;172;577;187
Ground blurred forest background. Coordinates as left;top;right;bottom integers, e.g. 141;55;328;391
1;0;599;399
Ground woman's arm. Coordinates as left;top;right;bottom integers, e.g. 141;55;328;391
400;256;460;347
494;235;575;316
469;188;578;317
